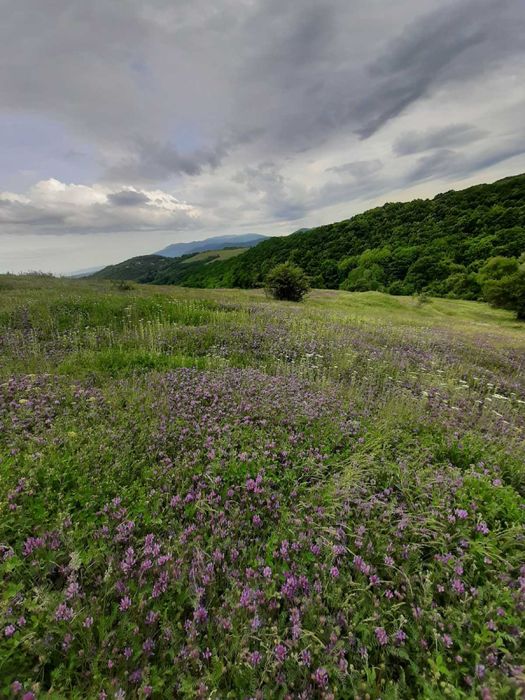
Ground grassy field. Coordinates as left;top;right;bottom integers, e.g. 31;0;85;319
0;275;524;699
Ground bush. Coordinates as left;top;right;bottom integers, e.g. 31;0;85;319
265;262;310;301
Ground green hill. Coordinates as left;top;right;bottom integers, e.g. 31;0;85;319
91;255;173;283
181;173;525;298
92;248;248;284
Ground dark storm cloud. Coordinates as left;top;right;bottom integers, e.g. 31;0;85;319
107;190;151;207
355;0;525;139
2;0;523;170
393;125;486;156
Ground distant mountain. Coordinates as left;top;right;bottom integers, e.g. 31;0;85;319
155;234;267;258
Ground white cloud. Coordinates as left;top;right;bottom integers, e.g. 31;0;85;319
0;179;201;234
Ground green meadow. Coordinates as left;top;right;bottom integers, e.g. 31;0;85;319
0;275;524;698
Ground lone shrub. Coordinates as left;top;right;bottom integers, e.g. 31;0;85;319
265;262;310;302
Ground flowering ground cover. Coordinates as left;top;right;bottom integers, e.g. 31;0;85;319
0;276;524;698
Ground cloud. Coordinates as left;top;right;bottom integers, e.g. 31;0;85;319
406;137;525;183
393;124;485;156
1;0;525;273
106;140;228;182
326;160;383;177
107;190;151;207
234;162;308;221
0;179;200;234
355;0;525;138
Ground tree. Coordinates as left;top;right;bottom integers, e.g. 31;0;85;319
482;270;525;320
265;263;310;302
340;263;385;292
477;256;519;284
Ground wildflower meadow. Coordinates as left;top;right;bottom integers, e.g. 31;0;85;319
0;275;524;699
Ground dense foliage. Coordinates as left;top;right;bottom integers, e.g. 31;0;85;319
180;174;525;302
264;262;310;301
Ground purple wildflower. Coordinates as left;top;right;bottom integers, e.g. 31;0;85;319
300;649;312;666
54;603;74;622
375;627;388;646
249;650;262;667
394;629;407;645
442;634;453;648
194;605;208;624
119;596;132;612
451;578;465;595
314;667;329;688
274;643;287;663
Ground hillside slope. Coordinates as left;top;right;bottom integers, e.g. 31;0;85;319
182;174;525;297
92;248;248;284
155;233;266;257
91;255;174;283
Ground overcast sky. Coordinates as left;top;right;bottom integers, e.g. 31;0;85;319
1;0;524;274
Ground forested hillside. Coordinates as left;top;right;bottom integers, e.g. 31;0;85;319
182;174;525;298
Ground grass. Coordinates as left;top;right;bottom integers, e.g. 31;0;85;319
180;248;248;264
0;275;524;699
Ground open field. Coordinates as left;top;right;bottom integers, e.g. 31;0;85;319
1;275;524;698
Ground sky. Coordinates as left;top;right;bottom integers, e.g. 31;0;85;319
1;0;524;275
